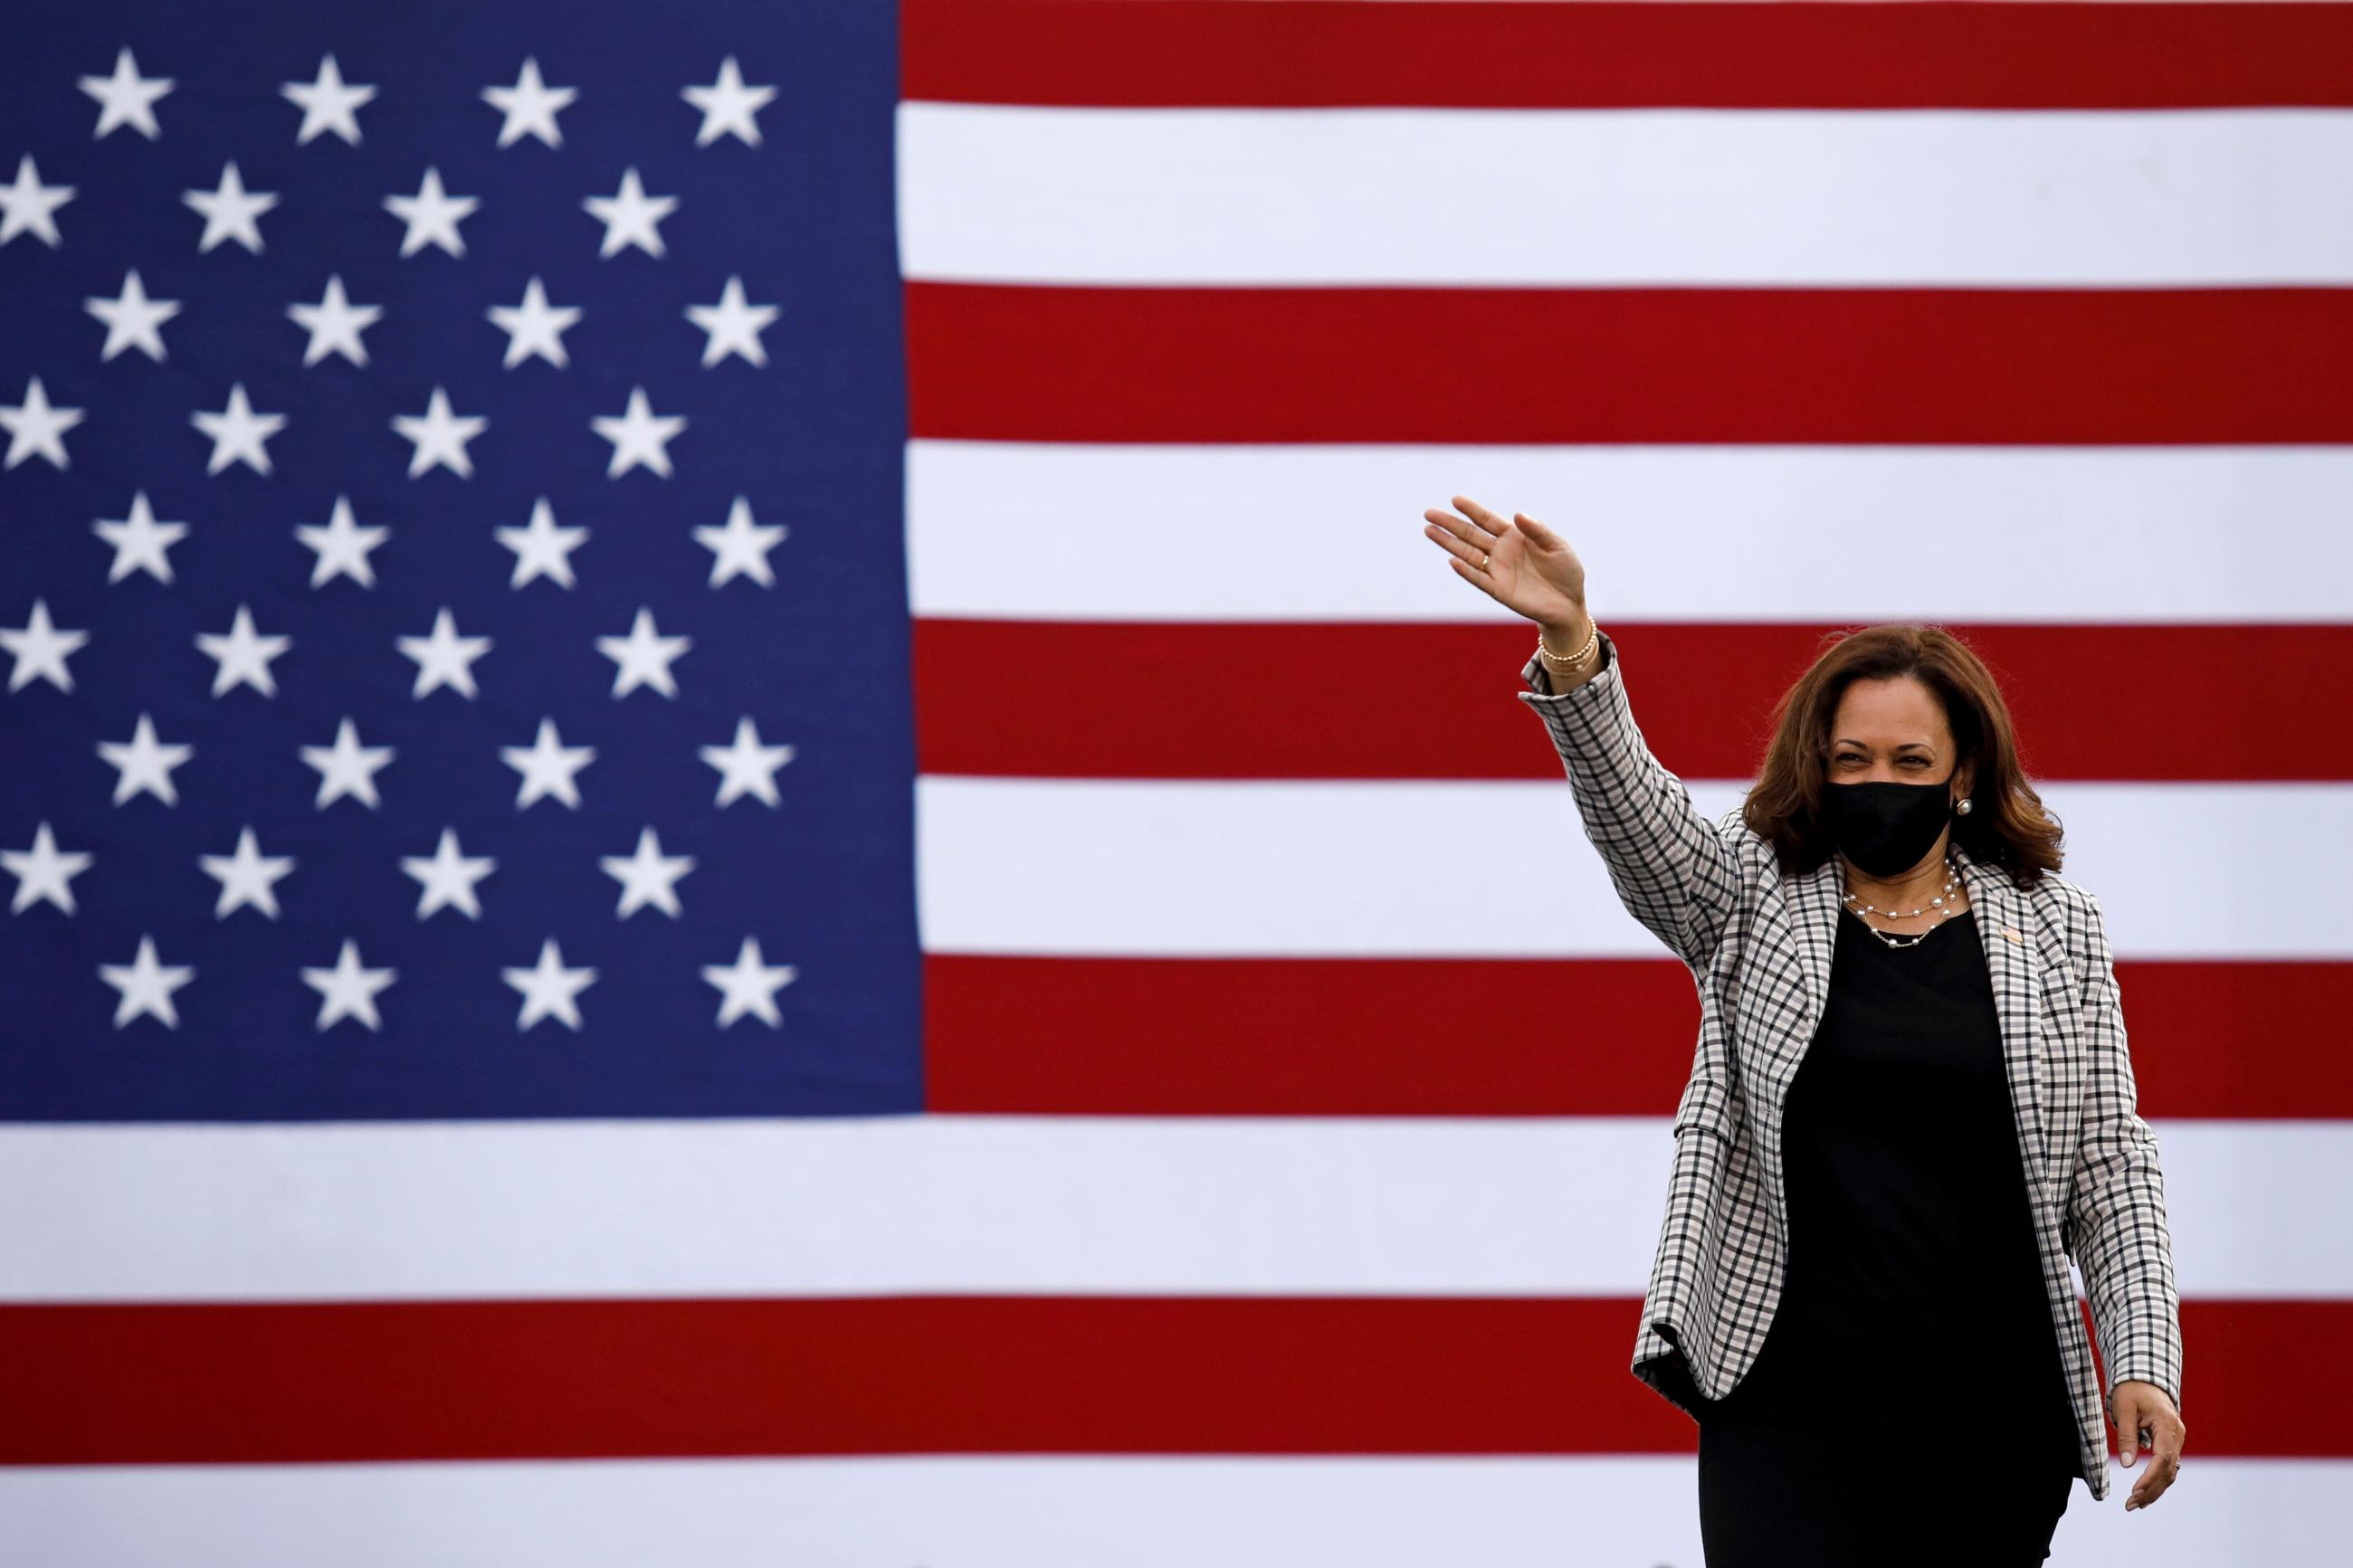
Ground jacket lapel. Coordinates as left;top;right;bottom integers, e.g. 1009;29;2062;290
1961;845;2055;1196
1778;839;2052;1191
1759;850;1840;1119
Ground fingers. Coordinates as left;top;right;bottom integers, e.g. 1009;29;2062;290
2114;1389;2146;1469
1421;507;1482;552
2114;1389;2186;1511
1447;494;1507;537
1422;517;1494;578
2126;1433;2181;1510
1424;499;1505;570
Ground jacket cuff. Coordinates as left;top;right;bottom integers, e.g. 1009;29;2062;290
2101;1339;2185;1415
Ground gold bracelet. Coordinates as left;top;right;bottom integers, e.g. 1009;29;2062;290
1536;617;1599;671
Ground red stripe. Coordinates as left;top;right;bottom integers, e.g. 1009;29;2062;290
914;621;2353;784
0;1295;2277;1463
907;283;2353;445
925;954;2353;1120
903;1;2353;109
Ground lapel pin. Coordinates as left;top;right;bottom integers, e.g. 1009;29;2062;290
1998;926;2025;944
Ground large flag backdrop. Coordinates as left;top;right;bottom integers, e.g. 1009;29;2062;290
1;0;2344;1561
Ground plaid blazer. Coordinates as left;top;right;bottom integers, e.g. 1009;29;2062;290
1519;628;2183;1502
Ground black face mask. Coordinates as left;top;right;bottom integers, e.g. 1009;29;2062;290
1822;779;1955;878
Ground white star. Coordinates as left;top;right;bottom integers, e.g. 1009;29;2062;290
79;48;174;140
0;155;73;247
590;385;685;478
191;383;286;476
1;596;90;692
195;603;292;698
182;161;277;253
600;824;696;918
701;935;797;1028
301;937;397;1031
84;269;182;363
281;53;376;146
1;376;85;470
288;274;381;366
385;166;478;258
485;276;580;369
682;56;776;147
503;936;596;1031
98;935;195;1029
300;716;395;810
198;825;297;919
696;495;788;587
582;166;676;258
96;712;194;805
95;491;189;584
3;822;94;916
296;496;389;588
391;385;487;478
396;605;493;699
496;496;588;588
700;716;795;808
482;57;576;148
596;606;691;698
686;275;778;367
501;716;595;810
401;826;498;920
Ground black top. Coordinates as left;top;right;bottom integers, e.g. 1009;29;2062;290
1707;906;2080;1475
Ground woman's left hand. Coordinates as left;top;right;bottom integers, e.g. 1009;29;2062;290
2112;1379;2186;1510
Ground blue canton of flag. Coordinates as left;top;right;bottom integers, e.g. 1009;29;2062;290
0;0;917;1120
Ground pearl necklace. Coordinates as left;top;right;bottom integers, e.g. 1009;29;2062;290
1839;852;1967;949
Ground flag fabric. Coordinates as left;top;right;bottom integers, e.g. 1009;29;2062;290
1;2;2344;1562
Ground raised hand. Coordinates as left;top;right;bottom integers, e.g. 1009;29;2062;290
1423;494;1588;634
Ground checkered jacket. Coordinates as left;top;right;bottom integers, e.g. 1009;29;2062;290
1519;628;2183;1502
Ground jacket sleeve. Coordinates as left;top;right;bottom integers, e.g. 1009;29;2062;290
2061;889;2186;1415
1516;627;1744;972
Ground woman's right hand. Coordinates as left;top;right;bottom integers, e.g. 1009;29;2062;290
1423;494;1589;634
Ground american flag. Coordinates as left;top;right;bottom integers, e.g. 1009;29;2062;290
0;1;2341;1561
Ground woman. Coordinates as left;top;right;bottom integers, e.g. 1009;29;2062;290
1422;496;2186;1564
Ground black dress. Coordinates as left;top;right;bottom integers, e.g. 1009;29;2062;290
1691;905;2083;1567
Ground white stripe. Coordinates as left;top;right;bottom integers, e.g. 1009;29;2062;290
0;1117;2329;1298
908;441;2353;622
899;105;2353;284
918;779;2353;959
0;1454;2331;1565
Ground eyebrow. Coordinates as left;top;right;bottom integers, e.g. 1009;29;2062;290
1832;740;1936;753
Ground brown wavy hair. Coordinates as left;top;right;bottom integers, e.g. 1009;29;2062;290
1739;623;2065;889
